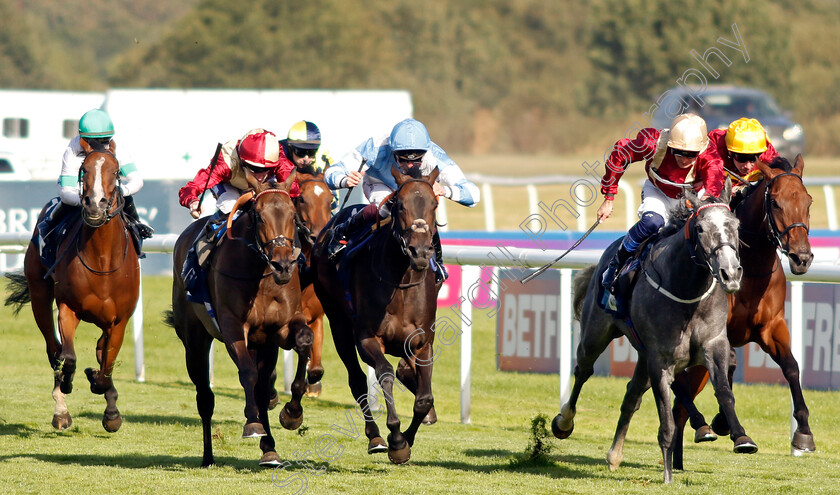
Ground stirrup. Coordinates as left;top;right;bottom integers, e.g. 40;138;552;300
137;224;155;239
327;238;348;262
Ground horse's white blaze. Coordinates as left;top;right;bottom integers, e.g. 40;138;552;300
91;155;107;206
411;219;429;233
313;185;325;197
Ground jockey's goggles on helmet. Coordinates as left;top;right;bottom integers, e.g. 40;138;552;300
291;146;317;158
395;150;426;164
671;149;699;158
732;152;760;163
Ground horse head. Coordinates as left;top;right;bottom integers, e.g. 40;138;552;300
79;138;123;228
685;179;742;293
295;170;331;246
755;156;813;274
227;170;299;285
390;165;439;272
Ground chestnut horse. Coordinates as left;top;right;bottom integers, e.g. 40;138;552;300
672;155;814;467
168;171;313;467
312;166;440;465
5;139;139;432
293;170;332;396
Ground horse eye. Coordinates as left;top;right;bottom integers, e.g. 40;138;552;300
696;225;704;234
770;199;780;209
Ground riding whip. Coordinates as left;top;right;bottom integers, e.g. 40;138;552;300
197;142;224;209
519;218;600;284
337;158;367;211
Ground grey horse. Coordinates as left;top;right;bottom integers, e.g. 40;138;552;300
551;181;756;484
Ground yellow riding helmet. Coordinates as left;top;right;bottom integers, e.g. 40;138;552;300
725;118;768;154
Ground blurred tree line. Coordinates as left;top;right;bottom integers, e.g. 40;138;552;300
2;0;839;155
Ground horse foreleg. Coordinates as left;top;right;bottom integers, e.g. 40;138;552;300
704;339;757;455
51;377;72;430
671;367;715;450
647;361;676;484
396;358;436;425
55;304;79;394
85;320;128;432
607;355;650;472
757;317;814;453
181;327;216;467
358;336;409;465
279;316;312;431
223;339;265;438
305;315;325;397
401;347;434;448
257;345;282;467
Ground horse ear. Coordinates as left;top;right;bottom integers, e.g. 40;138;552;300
721;176;732;204
297;172;314;183
80;137;93;155
684;188;700;210
425;167;440;184
793;154;805;176
244;169;262;191
281;169;297;192
391;164;407;186
108;139;117;155
755;160;773;179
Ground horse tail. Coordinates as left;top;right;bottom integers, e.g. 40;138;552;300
572;265;597;321
162;308;175;328
4;272;31;315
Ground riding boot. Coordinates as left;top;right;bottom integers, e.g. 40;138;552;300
124;196;155;239
326;209;371;261
432;230;448;285
196;210;228;269
602;244;633;292
37;199;66;261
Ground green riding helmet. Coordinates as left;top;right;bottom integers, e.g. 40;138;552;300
79;109;115;139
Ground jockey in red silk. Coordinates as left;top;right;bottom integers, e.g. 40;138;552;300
598;113;726;292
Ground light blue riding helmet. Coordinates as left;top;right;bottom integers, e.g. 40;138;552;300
390;119;431;155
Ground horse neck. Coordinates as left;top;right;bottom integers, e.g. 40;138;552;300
737;182;779;269
650;226;711;285
80;215;127;256
376;223;421;285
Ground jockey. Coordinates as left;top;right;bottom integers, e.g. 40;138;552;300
322;118;480;282
707;117;779;187
598;113;725;292
37;108;153;251
279;120;337;211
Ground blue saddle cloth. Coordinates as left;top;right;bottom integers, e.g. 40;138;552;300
596;243;653;350
182;221;228;305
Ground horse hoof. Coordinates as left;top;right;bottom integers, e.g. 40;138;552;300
102;411;122;433
243;422;267;438
422;406;437;425
307;366;324;384
694;425;718;443
711;413;730;436
268;389;279;410
305;382;322;398
279;405;303;430
733;436;758;454
259;451;283;467
387;437;411;465
792;432;816;453
52;412;72;430
368;437;387;454
551;413;573;439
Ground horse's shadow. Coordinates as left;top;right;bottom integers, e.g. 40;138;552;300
0;451;267;472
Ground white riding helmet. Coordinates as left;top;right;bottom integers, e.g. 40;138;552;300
667;113;709;152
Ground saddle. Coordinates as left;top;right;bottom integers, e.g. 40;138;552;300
598;235;659;319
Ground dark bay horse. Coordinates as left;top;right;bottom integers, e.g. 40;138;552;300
5;139;139;432
312;166;440;465
168;171;313;467
673;155;815;462
293;170;333;397
552;184;754;483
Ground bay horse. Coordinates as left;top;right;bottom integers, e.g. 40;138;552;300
4;138;139;432
672;155;814;465
551;183;755;483
311;165;440;465
168;170;313;467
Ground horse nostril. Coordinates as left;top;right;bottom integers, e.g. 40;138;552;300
98;197;108;208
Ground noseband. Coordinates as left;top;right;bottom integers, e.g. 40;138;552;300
293;177;329;247
78;151;125;226
228;189;300;267
763;172;809;255
387;179;438;258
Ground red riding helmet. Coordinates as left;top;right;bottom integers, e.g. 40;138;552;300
237;129;283;168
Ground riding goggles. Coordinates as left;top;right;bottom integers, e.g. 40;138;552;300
292;147;317;158
732;152;760;163
671;149;699;158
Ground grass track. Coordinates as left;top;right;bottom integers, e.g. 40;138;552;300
2;276;840;494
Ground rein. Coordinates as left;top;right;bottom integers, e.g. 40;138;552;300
763;172;809;255
76;223;131;275
293;177;329;248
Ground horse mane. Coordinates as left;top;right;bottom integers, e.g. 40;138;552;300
296;164;319;176
403;166;423;179
87;138;108;153
766;156;793;172
660;192;728;237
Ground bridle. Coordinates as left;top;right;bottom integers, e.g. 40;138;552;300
226;189;300;269
372;178;438;289
78;150;125;227
293;176;330;248
684;202;737;272
762;172;809;256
